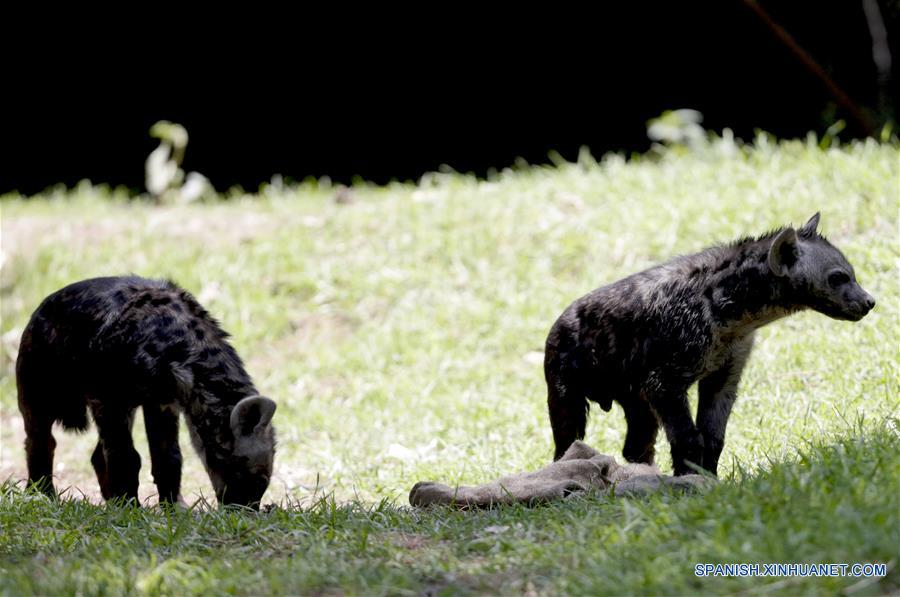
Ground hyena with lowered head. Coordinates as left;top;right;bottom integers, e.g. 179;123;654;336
16;276;277;508
545;213;875;475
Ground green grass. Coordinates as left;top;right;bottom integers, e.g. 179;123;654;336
1;134;898;594
0;422;896;595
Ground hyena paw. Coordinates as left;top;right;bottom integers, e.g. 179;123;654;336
672;433;705;476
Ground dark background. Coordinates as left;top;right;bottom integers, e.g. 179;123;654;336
2;1;896;195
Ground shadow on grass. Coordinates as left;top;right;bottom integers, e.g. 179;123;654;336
0;419;897;595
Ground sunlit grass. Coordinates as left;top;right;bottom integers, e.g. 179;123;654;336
1;135;897;594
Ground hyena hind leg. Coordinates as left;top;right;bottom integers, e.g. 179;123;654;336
90;405;142;504
91;440;112;500
17;345;59;498
645;374;704;476
22;413;58;498
547;369;590;461
621;396;659;465
16;370;56;497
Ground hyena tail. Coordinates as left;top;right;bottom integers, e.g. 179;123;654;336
16;328;89;433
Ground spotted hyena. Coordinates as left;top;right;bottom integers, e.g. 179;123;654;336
16;276;277;508
545;213;875;475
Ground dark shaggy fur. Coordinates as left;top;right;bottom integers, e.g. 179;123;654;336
545;213;875;475
16;276;277;508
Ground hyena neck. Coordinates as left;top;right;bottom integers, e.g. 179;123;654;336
704;239;804;336
181;339;258;463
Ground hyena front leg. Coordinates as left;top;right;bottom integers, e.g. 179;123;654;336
697;336;753;477
90;404;141;504
645;373;703;476
143;403;183;505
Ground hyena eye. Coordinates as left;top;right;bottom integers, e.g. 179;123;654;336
828;271;850;287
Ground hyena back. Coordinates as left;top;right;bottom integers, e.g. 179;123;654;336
16;276;277;508
545;213;874;475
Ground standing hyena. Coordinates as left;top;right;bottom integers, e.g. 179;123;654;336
16;276;277;508
545;213;875;475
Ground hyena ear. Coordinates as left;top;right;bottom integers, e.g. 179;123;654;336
230;396;277;437
768;227;799;277
798;212;821;238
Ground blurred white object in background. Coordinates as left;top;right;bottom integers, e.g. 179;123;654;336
145;143;178;196
145;121;211;202
179;172;211;203
647;108;705;146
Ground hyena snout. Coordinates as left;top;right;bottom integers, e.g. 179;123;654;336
211;395;276;509
837;284;875;321
811;267;876;321
858;289;876;314
215;471;271;510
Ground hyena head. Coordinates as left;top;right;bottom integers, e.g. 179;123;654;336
209;395;277;509
768;212;875;321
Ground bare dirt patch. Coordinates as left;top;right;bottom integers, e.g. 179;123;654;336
0;409;298;507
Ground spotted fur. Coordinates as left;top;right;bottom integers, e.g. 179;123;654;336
16;276;276;508
545;213;875;475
